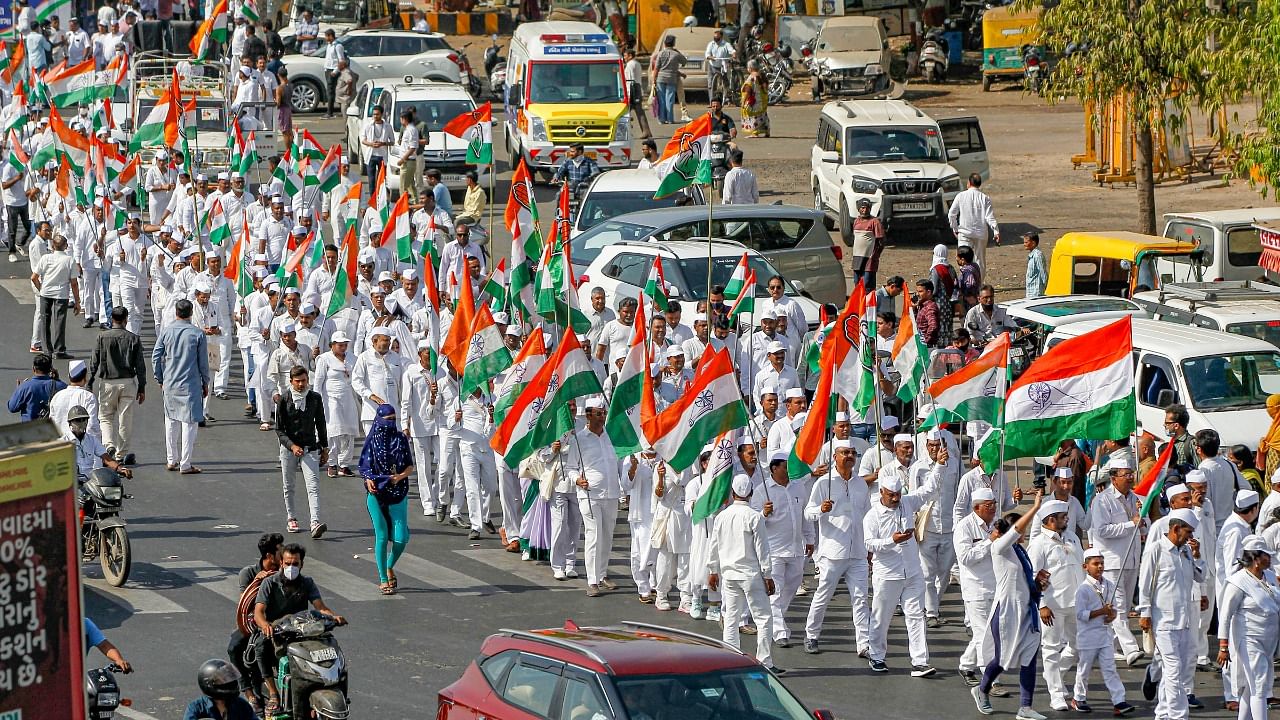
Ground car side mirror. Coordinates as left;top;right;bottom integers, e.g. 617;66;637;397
820;150;840;163
1156;388;1177;408
509;84;523;106
947;148;960;160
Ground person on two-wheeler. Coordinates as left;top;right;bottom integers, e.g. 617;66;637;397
704;29;735;103
551;143;601;198
67;405;131;480
85;617;133;673
230;533;284;712
252;543;346;717
184;660;257;720
709;97;737;142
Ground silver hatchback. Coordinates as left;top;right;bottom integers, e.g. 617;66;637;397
569;205;849;305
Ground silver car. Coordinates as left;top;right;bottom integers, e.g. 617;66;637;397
569;205;848;305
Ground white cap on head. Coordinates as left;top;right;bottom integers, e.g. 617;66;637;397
1054;466;1073;478
300;303;316;315
68;360;87;378
264;278;281;290
252;267;270;278
1107;456;1135;472
178;246;197;260
769;449;789;464
358;247;377;263
731;474;753;497
784;388;805;400
880;475;904;493
916;403;937;420
971;488;995;503
330;331;351;344
505;324;523;336
695;313;709;323
492;311;510;324
766;340;786;355
892;433;913;445
835;411;850;422
666;346;685;359
218;172;230;180
377;271;394;282
369;286;387;296
1184;469;1207;485
832;437;853;450
231;171;244;180
280;321;296;334
1039;499;1069;520
417;338;432;352
1168;507;1200;530
1243;535;1272;554
156;150;169;160
1083;547;1104;560
401;268;418;281
1165;483;1189;501
1237;489;1260;508
384;297;399;313
760;385;778;398
369;327;391;339
283;287;300;296
291;225;307;236
160;224;174;235
194;281;213;294
925;428;943;441
880;415;899;430
584;397;605;410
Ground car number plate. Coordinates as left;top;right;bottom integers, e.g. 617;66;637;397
585;151;598;159
310;647;339;662
895;201;932;212
443;174;466;185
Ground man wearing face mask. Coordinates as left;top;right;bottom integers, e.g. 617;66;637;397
252;544;345;716
64;405;131;479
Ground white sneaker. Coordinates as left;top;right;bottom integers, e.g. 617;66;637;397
1015;708;1047;720
690;601;705;619
1050;700;1069;712
521;550;531;561
655;598;672;611
971;686;993;715
706;605;722;622
565;569;580;579
680;112;692;122
553;568;566;581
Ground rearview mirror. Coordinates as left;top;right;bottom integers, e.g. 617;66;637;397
947;148;960;161
1156;388;1177;408
509;84;523;106
820;150;840;164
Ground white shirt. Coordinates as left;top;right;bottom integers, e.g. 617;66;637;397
953;511;997;600
703;39;733;72
397;122;420;161
952;466;1015;526
947;186;999;244
564;428;622;501
1074;575;1117;649
1087;486;1142;570
1028;494;1089;542
707;500;772;581
863;477;935;580
34;250;79;299
804;468;871;561
360;119;394;163
751;477;812;559
596;318;633;363
66;29;91;64
1200;454;1249;531
1;165;27;207
1137;534;1204;630
1028;528;1085;611
437;240;485;293
350;348;404;421
49;385;100;439
323;39;347;71
295;18;320;54
257;215;291;267
721;167;759;205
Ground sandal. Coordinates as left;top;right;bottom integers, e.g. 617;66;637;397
259;422;272;431
327;466;338;478
287;518;301;533
180;466;203;474
166;463;179;471
264;696;279;720
387;569;398;589
380;582;396;595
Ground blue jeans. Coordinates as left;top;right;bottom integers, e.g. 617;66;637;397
100;273;113;324
656;83;676;123
366;156;385;190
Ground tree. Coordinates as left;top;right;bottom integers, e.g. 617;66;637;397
1020;0;1231;233
1221;0;1280;196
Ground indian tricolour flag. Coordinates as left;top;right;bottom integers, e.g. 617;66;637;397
890;290;929;403
316;144;342;192
206;198;230;246
1000;315;1136;461
45;58;110;108
921;331;1010;430
6;131;29;171
728;268;756;321
506;160;542;320
460;304;514;397
129;84;179;152
491;330;602;469
604;303;648;456
3;84;27;133
723;252;751;300
494;330;546;420
642;256;669;312
441;102;493;165
788;284;859;479
652;113;713;198
384;191;412;263
326;225;359;315
643;347;748;471
692;430;738;523
190;0;229;61
32;0;72;24
48;107;90;175
480;258;507;310
298;130;326;162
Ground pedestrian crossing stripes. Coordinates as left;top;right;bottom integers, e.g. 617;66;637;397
302;558;407;602
154;559;244;602
453;549;577;592
361;552;508;597
0;278;35;305
85;578;189;615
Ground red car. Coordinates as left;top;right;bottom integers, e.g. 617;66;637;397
438;620;836;720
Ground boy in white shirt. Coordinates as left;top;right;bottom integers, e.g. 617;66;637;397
1072;548;1134;715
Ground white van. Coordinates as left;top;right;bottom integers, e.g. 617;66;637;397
1045;318;1280;451
1134;281;1280;349
1158;208;1280;282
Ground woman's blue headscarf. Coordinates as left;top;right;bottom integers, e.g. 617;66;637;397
360;404;413;504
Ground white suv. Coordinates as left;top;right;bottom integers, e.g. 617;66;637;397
810;100;989;239
283;30;463;113
363;80;493;193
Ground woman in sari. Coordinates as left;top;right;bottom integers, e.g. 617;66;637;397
1260;394;1280;478
740;60;770;138
360;404;413;595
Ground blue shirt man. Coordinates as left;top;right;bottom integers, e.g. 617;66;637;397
7;354;66;420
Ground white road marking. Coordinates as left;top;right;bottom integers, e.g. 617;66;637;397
305;558;403;601
117;706;165;720
453;549;575;592
361;552;506;597
84;579;188;614
154;559;244;602
0;278;35;305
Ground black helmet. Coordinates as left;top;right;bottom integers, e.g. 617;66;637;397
197;659;241;700
779;44;792;59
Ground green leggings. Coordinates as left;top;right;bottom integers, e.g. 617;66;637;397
366;494;409;583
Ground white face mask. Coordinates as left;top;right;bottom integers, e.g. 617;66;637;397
282;564;301;581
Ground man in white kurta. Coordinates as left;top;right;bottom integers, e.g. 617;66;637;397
457;386;496;539
1215;488;1259;706
908;429;957;626
709;474;777;670
400;339;441;515
953;487;998;684
753;450;812;647
314;332;359;475
803;438;872;655
1087;457;1145;665
864;434;938;675
564;398;622;596
1029;499;1086;711
1137;508;1205;720
350;328;403;436
622;451;660;601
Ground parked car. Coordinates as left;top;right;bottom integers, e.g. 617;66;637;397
283;29;462;113
579;240;823;330
1159;208;1280;283
437;621;833;720
655;25;720;95
368;80;492;193
809;16;893;99
1001;294;1148;377
1045;318;1280;453
1135;281;1280;348
570;205;847;306
572;169;704;237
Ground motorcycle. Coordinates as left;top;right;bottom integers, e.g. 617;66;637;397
456;42;483;98
1022;44;1045;94
920;30;949;83
709;133;730;183
800;37;832;101
79;467;132;587
257;610;351;720
86;663;131;720
483;34;506;100
757;42;793;106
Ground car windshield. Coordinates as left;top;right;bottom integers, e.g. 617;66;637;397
528;61;624;103
614;668;812;720
1181;352;1280;411
671;254;798;301
572;220;660;265
844;126;944;164
817;26;882;53
1226;321;1280;349
1027;298;1141;318
298;0;362;24
395;99;475;132
578;190;697;232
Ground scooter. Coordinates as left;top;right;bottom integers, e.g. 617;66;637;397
86;663;131;720
920;30;949;83
79;467;132;587
1022;44;1045;94
260;610;351;720
800;37;833;101
483;34;506;100
456;42;483;98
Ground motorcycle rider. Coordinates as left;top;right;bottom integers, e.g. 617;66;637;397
67;405;132;479
184;660;258;720
230;533;284;710
252;543;346;716
551;143;601;198
709;97;738;142
85;617;133;673
704;28;735;102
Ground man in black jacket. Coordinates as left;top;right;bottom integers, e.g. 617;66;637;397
275;365;329;539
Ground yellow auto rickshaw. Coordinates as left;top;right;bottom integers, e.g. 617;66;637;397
1046;231;1206;298
981;6;1042;92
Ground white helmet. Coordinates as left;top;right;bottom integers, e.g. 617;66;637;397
683;15;697;27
